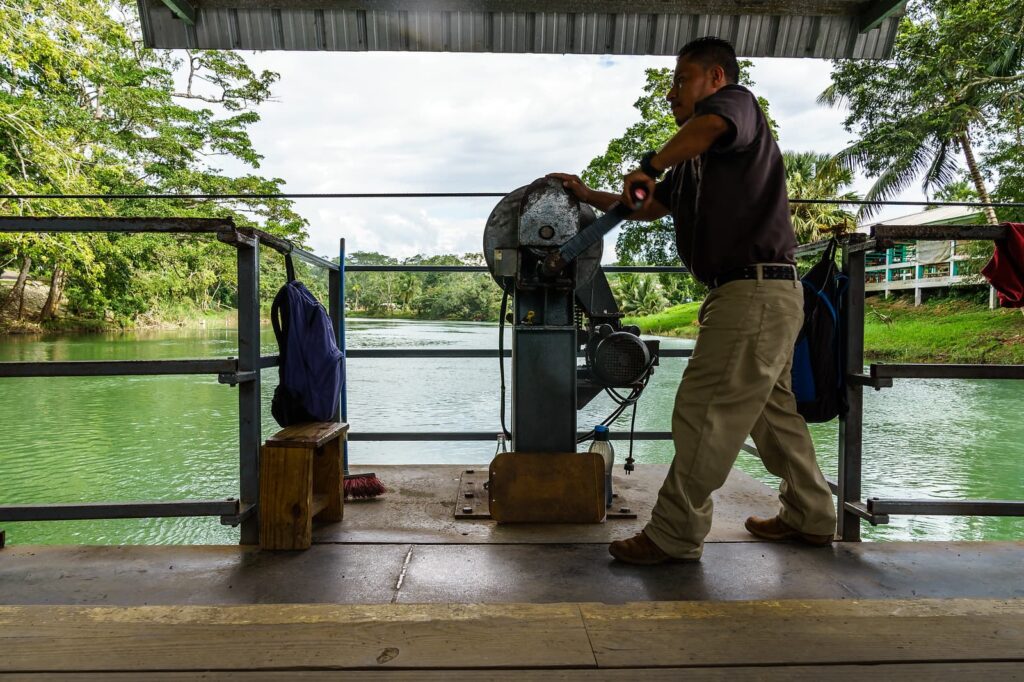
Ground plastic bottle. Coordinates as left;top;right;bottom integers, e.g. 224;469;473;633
495;432;508;455
588;425;615;509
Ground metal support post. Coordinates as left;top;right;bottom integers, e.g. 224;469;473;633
236;238;261;544
838;243;866;541
511;288;577;452
338;238;350;474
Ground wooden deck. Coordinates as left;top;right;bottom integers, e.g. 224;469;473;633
2;465;1023;679
3;600;1023;678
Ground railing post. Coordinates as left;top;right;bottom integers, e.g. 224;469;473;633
337;238;349;475
236;236;261;544
838;239;865;541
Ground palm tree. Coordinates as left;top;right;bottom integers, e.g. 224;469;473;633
613;274;668;316
817;2;1024;226
783;151;859;243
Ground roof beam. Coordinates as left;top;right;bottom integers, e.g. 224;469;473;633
858;0;907;33
161;0;197;24
200;0;863;15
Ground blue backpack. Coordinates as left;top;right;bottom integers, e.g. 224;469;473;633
270;256;344;427
791;239;848;423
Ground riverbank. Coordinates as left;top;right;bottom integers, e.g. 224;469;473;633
624;298;1024;364
0;279;238;334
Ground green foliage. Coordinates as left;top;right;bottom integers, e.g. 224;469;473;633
863;298;1024;364
783;151;859;243
821;0;1024;221
610;273;668;316
0;0;308;329
621;301;702;337
345;252;502;321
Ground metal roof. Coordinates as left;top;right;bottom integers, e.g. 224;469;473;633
138;1;905;59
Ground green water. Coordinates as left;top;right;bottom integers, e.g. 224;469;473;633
1;320;1022;545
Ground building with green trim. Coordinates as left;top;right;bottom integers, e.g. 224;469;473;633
861;206;994;307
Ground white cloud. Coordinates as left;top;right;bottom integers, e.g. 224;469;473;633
223;51;929;260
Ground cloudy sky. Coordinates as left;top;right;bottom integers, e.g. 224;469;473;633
226;51;922;261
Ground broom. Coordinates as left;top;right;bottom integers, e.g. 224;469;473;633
338;237;386;500
345;471;387;499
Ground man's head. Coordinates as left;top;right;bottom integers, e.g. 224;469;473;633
668;37;739;125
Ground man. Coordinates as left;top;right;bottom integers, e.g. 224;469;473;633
549;37;836;565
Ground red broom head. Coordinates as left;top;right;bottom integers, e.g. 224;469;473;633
344;473;386;499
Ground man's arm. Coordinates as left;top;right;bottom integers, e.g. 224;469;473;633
546;173;670;221
621;113;730;209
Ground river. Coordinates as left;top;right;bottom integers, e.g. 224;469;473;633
1;319;1021;544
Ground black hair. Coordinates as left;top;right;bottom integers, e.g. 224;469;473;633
677;37;739;84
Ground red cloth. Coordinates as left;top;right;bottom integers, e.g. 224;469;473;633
982;222;1024;308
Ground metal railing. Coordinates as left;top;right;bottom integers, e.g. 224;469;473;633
827;226;1024;540
2;217;1022;544
342;260;693;445
345;227;1024;542
0;217;342;544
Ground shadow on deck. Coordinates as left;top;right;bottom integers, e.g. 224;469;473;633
2;465;1022;678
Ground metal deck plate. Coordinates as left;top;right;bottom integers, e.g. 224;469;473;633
454;468;490;519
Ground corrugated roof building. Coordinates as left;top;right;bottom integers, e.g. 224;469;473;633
137;0;906;58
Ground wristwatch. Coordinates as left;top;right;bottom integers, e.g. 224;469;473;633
638;151;664;181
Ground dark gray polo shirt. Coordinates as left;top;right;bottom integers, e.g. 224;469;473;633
653;84;796;286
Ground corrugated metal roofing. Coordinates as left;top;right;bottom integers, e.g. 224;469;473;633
137;1;902;59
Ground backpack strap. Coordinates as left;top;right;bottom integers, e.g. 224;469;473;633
285;252;296;283
271;283;290;362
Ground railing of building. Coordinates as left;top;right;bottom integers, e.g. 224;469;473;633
0;215;1022;544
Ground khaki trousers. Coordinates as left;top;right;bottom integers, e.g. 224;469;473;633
644;276;837;559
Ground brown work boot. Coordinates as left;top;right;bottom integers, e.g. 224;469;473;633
608;531;700;565
744;515;834;546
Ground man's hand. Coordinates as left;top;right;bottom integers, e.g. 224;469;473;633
546;173;592;203
546;173;623;212
621;170;656;211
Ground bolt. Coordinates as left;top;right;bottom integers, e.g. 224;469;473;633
462;506;473;514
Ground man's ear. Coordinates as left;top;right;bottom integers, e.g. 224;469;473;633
710;64;727;87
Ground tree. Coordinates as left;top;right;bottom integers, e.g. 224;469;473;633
0;0;308;328
820;0;1024;224
612;273;669;316
582;64;777;267
783;151;859;243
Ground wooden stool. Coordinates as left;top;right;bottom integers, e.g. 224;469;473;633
259;421;349;550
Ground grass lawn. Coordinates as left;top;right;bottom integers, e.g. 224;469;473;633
626;297;1024;364
863;298;1023;364
623;301;702;337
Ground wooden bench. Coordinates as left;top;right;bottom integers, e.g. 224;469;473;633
259;421;349;550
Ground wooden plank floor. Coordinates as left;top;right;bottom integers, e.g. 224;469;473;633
2;665;1023;681
2;600;1023;677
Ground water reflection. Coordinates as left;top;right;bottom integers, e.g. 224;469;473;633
1;320;1021;544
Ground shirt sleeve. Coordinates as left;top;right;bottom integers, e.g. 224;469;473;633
694;86;760;153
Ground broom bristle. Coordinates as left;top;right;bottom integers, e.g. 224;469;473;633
344;473;386;499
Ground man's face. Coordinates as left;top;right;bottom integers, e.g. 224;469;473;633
666;57;726;126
